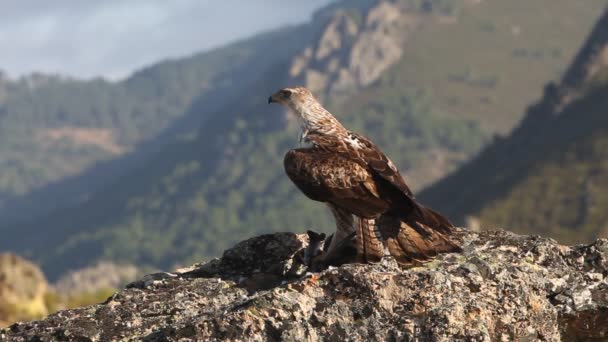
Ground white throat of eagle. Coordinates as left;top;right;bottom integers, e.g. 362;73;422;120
268;87;348;142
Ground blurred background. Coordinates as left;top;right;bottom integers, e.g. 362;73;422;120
1;0;608;325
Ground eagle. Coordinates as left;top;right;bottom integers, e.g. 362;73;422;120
268;86;460;266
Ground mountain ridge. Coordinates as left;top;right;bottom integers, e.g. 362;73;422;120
420;7;608;243
0;24;319;225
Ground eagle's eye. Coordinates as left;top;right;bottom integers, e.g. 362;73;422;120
281;90;292;99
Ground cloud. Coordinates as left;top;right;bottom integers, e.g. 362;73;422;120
0;0;333;79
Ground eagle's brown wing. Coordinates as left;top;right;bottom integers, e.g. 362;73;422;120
347;133;414;197
284;148;389;218
345;133;455;234
304;132;460;264
304;132;413;196
305;132;449;227
345;133;461;261
284;148;386;262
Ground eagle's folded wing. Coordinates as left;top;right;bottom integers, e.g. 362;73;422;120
284;148;387;263
284;149;390;217
305;132;414;197
349;133;456;234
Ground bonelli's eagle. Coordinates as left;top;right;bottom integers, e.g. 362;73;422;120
269;87;460;266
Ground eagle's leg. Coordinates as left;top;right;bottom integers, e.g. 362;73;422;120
325;204;356;259
308;204;357;270
356;217;385;263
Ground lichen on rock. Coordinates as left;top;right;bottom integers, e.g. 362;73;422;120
2;229;608;341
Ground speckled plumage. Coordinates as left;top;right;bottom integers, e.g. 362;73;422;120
270;87;460;264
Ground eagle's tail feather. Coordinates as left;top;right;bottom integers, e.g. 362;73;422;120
410;202;455;235
379;213;461;265
356;218;384;263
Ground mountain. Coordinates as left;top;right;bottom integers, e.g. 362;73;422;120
420;8;608;244
0;24;318;223
292;0;607;187
1;0;606;279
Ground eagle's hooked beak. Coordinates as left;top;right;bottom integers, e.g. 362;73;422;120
268;89;291;104
268;90;283;104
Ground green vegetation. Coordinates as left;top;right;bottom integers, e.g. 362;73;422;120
335;86;486;188
423;80;608;244
44;288;116;314
0;25;314;220
329;0;607;185
421;49;608;243
1;288;116;327
420;7;608;244
479;127;608;242
390;0;606;134
0;300;42;327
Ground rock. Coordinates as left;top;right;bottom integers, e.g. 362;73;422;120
289;1;419;101
0;254;49;327
3;229;608;341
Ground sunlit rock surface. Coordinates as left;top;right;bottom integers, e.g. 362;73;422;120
3;229;607;341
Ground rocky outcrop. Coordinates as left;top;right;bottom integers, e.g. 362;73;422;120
3;229;608;341
289;1;419;101
0;254;49;327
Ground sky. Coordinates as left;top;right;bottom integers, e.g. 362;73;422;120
0;0;333;80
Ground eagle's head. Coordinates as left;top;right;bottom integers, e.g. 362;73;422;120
268;86;314;110
268;86;345;137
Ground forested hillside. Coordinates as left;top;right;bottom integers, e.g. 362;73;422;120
0;25;317;223
2;0;605;279
421;9;608;244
